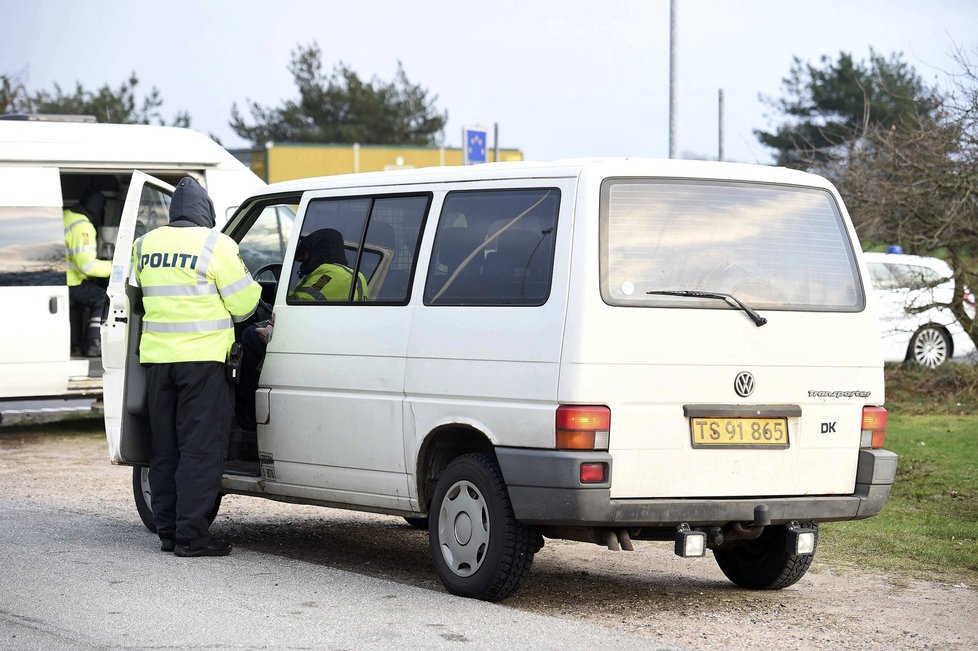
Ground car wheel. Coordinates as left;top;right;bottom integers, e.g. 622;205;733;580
131;466;222;534
714;523;818;590
908;325;951;369
428;453;534;601
133;466;157;533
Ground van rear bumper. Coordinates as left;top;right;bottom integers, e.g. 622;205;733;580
496;447;897;527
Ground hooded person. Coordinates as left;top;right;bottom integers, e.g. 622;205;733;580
167;175;217;228
129;176;260;557
289;228;368;302
64;188;112;356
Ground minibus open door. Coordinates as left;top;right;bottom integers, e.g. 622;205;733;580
102;171;174;464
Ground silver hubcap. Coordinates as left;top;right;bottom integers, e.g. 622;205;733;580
438;480;490;577
914;328;947;369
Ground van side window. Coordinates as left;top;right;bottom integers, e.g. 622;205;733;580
0;168;65;287
287;193;430;304
0;203;64;287
423;188;560;306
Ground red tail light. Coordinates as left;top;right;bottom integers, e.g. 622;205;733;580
579;462;607;483
861;406;887;448
556;405;611;450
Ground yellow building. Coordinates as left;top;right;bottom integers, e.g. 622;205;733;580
232;143;524;184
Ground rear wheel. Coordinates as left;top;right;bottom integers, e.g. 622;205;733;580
428;453;534;601
131;466;222;533
714;523;818;590
908;325;951;368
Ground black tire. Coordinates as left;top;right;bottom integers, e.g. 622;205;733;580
403;516;429;530
133;466;157;533
714;523;818;590
428;453;534;601
907;325;951;369
131;466;222;534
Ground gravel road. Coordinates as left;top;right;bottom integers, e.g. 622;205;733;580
1;425;975;650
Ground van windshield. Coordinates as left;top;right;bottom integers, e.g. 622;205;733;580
599;179;864;312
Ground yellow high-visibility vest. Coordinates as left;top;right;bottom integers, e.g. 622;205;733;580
64;209;111;287
289;263;368;302
132;226;260;363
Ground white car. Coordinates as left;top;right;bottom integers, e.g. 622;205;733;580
864;252;976;368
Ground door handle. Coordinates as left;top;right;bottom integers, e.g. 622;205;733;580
49;296;58;314
100;295;111;325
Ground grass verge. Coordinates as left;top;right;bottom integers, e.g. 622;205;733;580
820;413;978;584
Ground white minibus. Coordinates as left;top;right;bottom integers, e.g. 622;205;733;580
105;159;896;601
0;117;264;405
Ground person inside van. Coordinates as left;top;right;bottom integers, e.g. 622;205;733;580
234;228;367;433
288;228;368;302
64;188;111;357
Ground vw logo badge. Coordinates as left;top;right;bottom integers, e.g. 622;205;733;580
734;372;755;398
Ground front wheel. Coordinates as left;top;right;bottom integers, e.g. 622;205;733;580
428;453;534;601
908;325;951;369
714;523;818;590
131;466;222;533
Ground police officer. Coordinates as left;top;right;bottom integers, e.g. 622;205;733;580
289;228;368;302
131;176;260;557
64;189;111;356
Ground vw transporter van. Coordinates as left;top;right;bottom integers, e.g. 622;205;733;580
0;117;264;405
105;159;896;601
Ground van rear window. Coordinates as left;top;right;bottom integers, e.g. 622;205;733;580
599;179;864;312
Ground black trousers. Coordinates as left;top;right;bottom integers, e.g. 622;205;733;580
68;280;106;348
146;361;231;548
235;324;266;432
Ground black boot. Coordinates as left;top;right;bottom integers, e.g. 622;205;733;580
83;339;101;357
83;317;101;357
174;538;232;557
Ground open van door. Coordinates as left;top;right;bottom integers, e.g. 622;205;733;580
103;172;174;463
0;167;89;398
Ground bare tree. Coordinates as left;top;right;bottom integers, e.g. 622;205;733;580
833;51;978;352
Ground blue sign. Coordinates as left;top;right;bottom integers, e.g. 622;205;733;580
463;126;487;165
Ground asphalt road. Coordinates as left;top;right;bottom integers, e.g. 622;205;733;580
0;500;679;650
0;398;99;425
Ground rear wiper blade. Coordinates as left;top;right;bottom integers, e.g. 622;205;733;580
646;290;768;327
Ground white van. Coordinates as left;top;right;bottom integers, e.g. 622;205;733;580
105;159;897;601
0;118;264;403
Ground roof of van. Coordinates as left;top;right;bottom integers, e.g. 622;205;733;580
260;157;835;194
0;121;245;170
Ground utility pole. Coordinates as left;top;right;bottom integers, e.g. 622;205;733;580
668;0;677;158
718;88;724;161
494;123;499;163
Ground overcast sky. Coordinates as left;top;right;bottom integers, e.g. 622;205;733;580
2;0;975;164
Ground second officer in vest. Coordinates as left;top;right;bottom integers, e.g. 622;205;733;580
131;176;260;557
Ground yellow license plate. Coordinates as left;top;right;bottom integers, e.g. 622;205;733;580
690;417;789;448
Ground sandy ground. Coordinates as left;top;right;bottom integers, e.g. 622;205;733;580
1;424;975;650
